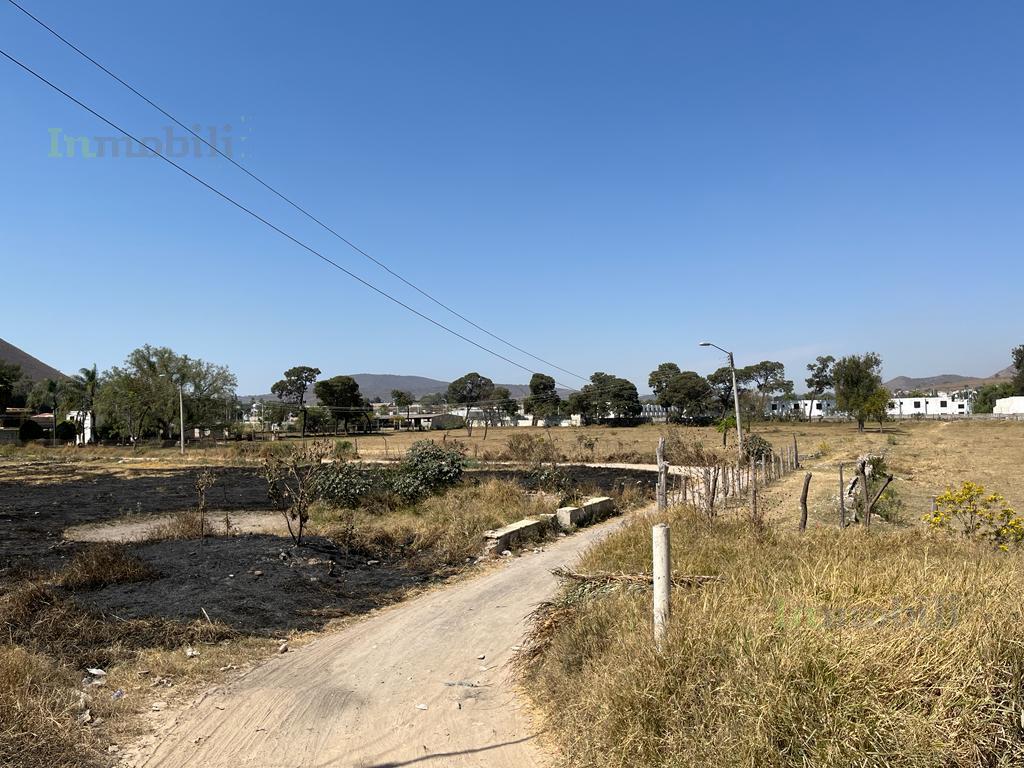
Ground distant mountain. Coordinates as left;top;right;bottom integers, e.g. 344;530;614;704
243;373;571;404
0;337;65;382
884;365;1016;392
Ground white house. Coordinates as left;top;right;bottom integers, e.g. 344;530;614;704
767;399;837;419
887;395;971;418
66;410;94;445
994;396;1024;415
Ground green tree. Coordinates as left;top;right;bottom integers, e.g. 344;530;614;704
391;389;415;430
741;361;793;417
973;382;1015;414
523;373;561;425
0;362;23;413
864;387;891;433
707;366;744;417
96;345;237;442
446;372;495;436
312;375;363;433
648;363;682;399
569;372;642;423
64;365;100;442
804;355;835;422
272;366;321;438
484;386;519;429
833;352;884;432
419;392;445;409
650;368;712;420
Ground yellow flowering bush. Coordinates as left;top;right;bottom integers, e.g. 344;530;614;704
924;481;1024;550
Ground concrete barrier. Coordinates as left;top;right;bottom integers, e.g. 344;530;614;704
555;497;617;529
484;518;546;553
581;496;615;521
556;506;586;528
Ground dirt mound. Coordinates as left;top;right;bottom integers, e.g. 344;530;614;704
74;534;426;634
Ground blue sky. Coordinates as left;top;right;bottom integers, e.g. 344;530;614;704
2;1;1021;394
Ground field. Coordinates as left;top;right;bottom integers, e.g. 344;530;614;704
0;445;649;768
1;418;1022;766
518;506;1024;767
335;419;1024;522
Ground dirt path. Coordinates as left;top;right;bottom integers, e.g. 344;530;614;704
64;510;289;542
128;510;638;768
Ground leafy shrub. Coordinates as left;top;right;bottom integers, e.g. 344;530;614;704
18;420;43;443
742;433;773;462
431;414;465;431
54;421;77;442
311;462;380;508
392;440;466;502
924;481;1024;549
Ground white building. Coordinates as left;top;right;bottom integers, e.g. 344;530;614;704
66;410;94;445
767;399;837;419
994;396;1024;415
887;394;971;418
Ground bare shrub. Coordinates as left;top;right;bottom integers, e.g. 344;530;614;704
261;439;333;545
504;432;558;464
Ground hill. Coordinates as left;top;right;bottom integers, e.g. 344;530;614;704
243;373;571;404
884;365;1016;392
0;337;66;382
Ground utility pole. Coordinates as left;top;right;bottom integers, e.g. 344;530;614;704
700;342;744;466
178;383;185;456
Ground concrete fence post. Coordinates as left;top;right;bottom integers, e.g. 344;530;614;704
652;523;671;649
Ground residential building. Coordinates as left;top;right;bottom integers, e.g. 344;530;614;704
994;396;1024;415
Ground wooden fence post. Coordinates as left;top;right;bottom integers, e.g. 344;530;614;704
656;436;668;512
799;472;812;531
838;463;846;528
652;523;671;649
858;460;871;526
760;456;767;485
793;435;800;468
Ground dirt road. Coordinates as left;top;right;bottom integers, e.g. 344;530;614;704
132;511;637;768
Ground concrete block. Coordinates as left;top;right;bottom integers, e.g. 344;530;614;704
484;518;545;553
556;506;586;528
581;496;615;521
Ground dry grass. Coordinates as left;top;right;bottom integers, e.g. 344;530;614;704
309;478;555;567
0;576;245;767
54;543;158;590
521;505;1024;767
0;646;91;768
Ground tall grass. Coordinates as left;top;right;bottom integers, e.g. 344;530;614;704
521;506;1024;767
310;479;552;566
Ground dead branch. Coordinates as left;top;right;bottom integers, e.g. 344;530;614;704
552;567;721;587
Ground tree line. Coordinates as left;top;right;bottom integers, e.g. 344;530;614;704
0;344;238;442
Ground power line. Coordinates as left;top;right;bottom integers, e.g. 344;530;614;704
0;48;562;380
5;0;589;383
1;49;645;404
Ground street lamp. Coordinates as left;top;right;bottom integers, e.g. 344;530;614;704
159;375;186;456
700;341;744;464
